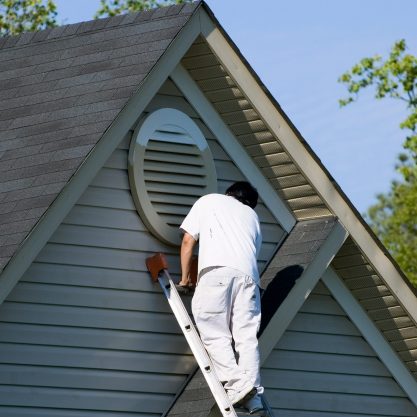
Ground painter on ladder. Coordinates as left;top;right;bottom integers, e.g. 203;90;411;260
178;181;264;414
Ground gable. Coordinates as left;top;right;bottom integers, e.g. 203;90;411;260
262;280;417;416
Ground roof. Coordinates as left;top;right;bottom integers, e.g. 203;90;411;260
0;2;199;272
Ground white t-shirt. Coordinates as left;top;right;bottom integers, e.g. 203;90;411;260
180;193;262;283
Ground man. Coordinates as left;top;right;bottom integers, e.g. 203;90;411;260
178;181;264;414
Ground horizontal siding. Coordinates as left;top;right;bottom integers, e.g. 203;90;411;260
261;280;417;417
0;79;286;415
0;322;189;353
0;343;195;376
265;390;417;416
0;302;180;334
0;385;171;413
262;369;405;396
0;408;154;417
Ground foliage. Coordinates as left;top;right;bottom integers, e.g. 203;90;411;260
339;40;417;171
339;39;417;286
366;177;417;286
95;0;191;18
0;0;57;36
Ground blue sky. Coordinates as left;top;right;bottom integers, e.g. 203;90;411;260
55;0;417;214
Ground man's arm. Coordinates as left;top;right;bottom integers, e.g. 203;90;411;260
179;232;197;286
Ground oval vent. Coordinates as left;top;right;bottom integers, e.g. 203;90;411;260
128;108;217;246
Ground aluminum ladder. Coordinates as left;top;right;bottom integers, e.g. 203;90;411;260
146;253;274;417
146;252;237;417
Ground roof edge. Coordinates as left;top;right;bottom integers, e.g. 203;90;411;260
0;1;201;50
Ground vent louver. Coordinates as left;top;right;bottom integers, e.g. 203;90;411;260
129;108;217;246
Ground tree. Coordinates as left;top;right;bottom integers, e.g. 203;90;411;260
95;0;191;18
0;0;57;36
367;178;417;286
339;39;417;286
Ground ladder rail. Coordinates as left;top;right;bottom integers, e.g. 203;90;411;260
158;268;237;417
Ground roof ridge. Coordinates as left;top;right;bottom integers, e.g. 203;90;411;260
0;2;198;51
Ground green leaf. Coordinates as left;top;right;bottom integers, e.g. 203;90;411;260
0;0;57;36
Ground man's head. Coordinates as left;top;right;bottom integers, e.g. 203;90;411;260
225;181;259;209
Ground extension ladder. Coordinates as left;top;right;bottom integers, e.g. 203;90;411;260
146;253;274;417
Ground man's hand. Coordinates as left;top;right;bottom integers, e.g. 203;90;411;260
179;232;197;286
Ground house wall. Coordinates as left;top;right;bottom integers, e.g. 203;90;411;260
261;280;417;417
0;80;285;416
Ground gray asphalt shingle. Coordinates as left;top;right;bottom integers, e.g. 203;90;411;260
0;2;200;272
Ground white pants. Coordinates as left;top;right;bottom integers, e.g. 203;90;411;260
192;267;263;394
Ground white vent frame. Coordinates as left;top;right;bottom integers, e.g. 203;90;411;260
128;108;217;246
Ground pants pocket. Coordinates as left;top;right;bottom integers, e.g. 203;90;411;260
194;277;229;314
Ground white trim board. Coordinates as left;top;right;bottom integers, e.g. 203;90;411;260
170;64;296;232
199;8;417;327
322;267;417;408
0;11;202;305
259;220;348;363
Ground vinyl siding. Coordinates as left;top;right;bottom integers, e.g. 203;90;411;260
261;280;417;417
0;80;285;416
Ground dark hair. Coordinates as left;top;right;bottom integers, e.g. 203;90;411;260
225;181;258;209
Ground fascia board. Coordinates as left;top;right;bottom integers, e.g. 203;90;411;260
0;9;202;305
322;267;417;408
199;8;417;327
170;64;296;232
259;220;348;363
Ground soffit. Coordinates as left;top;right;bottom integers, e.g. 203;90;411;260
181;36;332;221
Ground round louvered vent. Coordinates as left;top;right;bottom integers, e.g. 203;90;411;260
128;108;217;246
